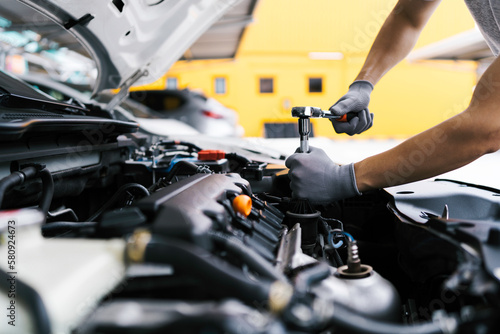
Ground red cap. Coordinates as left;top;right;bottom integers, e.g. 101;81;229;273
198;150;226;161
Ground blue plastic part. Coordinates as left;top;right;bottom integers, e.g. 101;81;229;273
164;157;197;172
327;230;355;249
328;232;344;249
342;232;354;242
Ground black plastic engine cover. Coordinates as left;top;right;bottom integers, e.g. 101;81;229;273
137;174;247;246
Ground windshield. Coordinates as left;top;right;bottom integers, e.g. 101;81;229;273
0;0;96;86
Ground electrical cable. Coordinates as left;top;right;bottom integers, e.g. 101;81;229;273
331;247;343;267
86;183;149;222
320;218;346;249
321;216;344;230
319;218;345;266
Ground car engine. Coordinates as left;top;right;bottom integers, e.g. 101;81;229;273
1;115;500;334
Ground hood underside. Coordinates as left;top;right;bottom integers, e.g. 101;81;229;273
14;0;255;94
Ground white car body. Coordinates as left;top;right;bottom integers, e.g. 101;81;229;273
22;0;242;93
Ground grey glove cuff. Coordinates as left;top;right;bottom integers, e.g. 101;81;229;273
350;80;374;91
333;163;362;200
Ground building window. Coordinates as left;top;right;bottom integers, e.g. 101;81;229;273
259;78;274;93
215;77;226;94
166;77;178;89
309;77;323;93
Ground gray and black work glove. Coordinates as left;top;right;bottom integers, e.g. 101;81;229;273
285;147;361;203
329;80;374;136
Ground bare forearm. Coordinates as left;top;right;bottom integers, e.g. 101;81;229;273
356;52;500;191
355;0;441;84
355;109;500;192
355;117;479;190
355;14;424;84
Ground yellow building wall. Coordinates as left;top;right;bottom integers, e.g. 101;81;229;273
137;0;477;138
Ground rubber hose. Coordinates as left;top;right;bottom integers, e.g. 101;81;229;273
0;166;38;209
0;267;51;334
294;262;331;293
42;222;96;232
165;160;208;182
143;237;272;305
225;153;252;169
38;168;54;214
157;140;202;152
0;173;23;209
159;313;286;334
207;230;287;282
325;303;449;334
87;183;149;222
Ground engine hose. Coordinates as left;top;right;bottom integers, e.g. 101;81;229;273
225;153;252;170
165;160;211;182
0;166;38;209
207;230;288;282
155;313;287;334
142;236;273;305
157;140;202;152
42;222;96;237
324;303;454;334
38;168;54;214
0;267;51;334
294;263;331;293
86;183;149;222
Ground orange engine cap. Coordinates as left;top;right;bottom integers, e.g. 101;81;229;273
232;195;252;217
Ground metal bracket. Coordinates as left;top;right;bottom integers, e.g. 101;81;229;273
106;69;148;112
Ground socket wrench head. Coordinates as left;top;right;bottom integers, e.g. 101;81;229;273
298;117;311;153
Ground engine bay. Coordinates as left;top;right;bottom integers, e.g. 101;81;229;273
1;127;500;334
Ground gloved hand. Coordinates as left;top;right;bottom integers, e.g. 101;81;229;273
285;147;361;203
330;80;374;136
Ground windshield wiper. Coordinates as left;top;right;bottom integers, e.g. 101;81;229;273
0;93;88;115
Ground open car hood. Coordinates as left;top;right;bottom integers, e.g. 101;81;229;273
20;0;243;95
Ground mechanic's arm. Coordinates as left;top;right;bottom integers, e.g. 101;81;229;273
287;57;500;201
330;0;441;135
355;0;441;84
355;55;500;191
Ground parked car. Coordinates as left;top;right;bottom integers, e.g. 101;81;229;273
129;89;244;137
0;1;500;334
